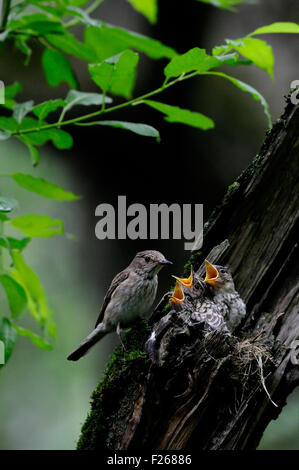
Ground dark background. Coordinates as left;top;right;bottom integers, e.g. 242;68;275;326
0;0;298;449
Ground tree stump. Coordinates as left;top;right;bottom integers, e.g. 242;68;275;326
77;97;299;450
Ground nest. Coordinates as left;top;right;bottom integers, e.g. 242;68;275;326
234;337;277;407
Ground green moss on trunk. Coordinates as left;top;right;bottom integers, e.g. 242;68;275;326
77;320;150;450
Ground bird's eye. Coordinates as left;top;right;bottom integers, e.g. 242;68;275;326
145;256;151;263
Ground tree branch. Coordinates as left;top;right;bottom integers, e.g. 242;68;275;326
77;97;299;450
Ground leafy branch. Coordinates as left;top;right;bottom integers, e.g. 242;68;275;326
0;0;298;369
5;64;272;140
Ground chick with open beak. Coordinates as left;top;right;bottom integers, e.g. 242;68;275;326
169;266;205;311
172;266;194;288
204;259;246;331
172;266;207;302
169;280;185;306
170;266;227;332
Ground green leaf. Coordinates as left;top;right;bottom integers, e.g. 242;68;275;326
0;274;27;318
89;62;112;94
78;120;160;140
89;50;139;99
10;251;55;335
32;99;67;121
18;138;40;166
18;117;73;150
11;173;80;201
10;214;64;238
250;22;299;36
18;129;73;150
0;129;11;140
45;31;97;62
164;47;221;79
216;53;246;66
42;49;79;89
11;324;53;351
4;82;22;99
207;71;271;127
0;214;10;222
25;0;66;17
8;14;65;35
226;38;274;78
144;100;214;130
126;0;158;24
69;0;90;5
84;24;177;61
196;0;244;10
61;90;112;120
0;117;19;132
14;36;32;64
0;317;17;367
58;89;113;125
0;197;19;213
13;100;35;123
25;20;65;34
0;236;31;251
0;117;73;150
48;129;73;149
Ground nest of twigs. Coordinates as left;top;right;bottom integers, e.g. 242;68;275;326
233;337;277;407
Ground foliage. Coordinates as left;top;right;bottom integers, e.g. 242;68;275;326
0;0;298;368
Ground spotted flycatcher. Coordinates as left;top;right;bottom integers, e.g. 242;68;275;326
204;260;246;330
67;250;172;361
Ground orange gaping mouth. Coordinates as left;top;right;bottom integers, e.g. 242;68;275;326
204;260;219;286
172;266;193;288
169;281;185;304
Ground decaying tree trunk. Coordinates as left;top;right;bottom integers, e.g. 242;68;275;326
77;97;299;450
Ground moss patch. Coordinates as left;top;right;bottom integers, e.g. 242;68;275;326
184;251;202;275
77;320;150;450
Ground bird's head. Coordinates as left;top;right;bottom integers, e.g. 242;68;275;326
204;260;235;292
132;250;172;277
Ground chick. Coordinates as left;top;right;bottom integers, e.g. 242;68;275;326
204;260;246;331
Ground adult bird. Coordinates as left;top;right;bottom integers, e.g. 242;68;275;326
67;250;172;361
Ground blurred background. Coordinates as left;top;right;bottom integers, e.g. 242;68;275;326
0;0;298;450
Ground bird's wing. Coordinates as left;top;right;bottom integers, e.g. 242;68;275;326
95;268;130;327
194;299;225;329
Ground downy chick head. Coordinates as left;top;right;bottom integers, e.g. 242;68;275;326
204;260;235;293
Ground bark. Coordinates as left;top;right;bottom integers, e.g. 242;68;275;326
77;97;299;451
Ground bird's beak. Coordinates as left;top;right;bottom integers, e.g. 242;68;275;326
172;266;193;288
169;281;185;304
160;259;173;265
204;260;219;285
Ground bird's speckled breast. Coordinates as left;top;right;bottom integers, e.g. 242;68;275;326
104;273;158;328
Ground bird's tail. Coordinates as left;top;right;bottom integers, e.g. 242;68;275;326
67;324;108;361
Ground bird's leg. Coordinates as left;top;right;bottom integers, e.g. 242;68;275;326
117;323;127;352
